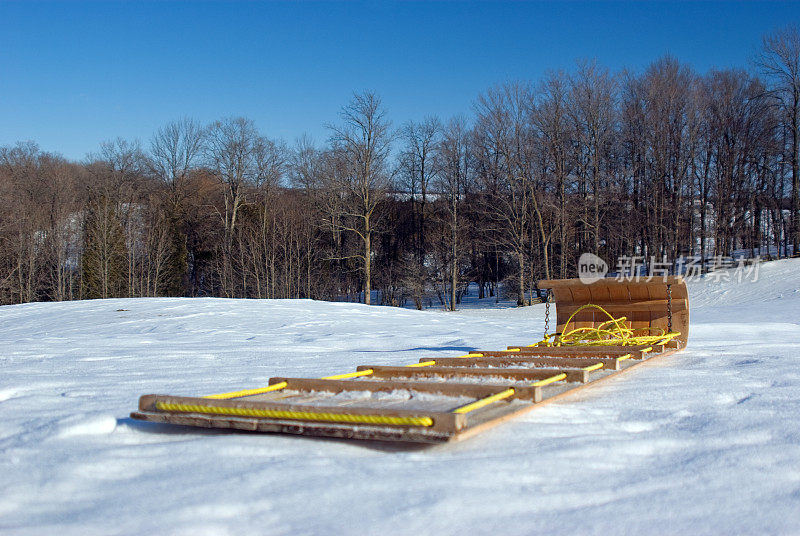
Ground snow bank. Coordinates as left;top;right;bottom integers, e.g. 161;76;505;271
1;260;799;534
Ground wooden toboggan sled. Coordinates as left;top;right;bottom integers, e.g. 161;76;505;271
131;277;689;443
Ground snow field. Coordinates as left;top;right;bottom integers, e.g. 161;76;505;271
1;260;799;534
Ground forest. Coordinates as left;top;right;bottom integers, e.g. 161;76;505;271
1;26;799;309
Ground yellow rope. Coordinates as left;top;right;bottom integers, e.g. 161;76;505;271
532;373;567;387
452;388;516;414
155;401;434;427
582;363;604;372
537;304;681;347
458;353;484;358
408;361;436;367
204;382;288;400
205;368;375;399
321;369;374;380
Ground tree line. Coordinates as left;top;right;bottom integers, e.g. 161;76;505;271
2;26;799;309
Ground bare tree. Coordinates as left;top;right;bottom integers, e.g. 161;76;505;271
569;60;617;255
534;70;574;278
204;117;263;238
326;91;392;305
398;117;441;267
204;117;272;295
146;119;204;296
38;154;81;301
83;138;146;298
474;81;548;305
290;135;322;191
246;136;288;298
149;117;204;209
0;143;83;302
289;136;328;298
758;25;800;254
434;116;471;310
621;57;695;260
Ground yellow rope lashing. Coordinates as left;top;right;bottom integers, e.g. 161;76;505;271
532;373;567;387
582;363;604;372
321;369;374;380
155;401;434;427
407;361;436;367
452;388;516;414
205;382;288;400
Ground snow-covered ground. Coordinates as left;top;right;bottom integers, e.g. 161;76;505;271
1;260;799;535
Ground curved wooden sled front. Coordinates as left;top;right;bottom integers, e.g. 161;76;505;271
539;275;689;348
131;277;689;443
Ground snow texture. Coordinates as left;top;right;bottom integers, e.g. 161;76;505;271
1;260;799;535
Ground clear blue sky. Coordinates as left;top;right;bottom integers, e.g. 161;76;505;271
1;0;799;161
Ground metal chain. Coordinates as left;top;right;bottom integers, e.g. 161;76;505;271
667;284;673;333
543;289;551;338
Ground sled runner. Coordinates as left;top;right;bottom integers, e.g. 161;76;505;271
131;276;689;443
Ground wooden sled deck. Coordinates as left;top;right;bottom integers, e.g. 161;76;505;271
131;277;689;444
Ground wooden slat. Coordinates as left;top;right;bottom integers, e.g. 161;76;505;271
626;282;651;332
587;283;612;306
539;276;685;288
569;284;594;330
556;300;687;313
550;287;573;308
139;394;463;433
607;283;633;332
428;356;623;371
269;378;543;403
358;365;588;383
271;377;508;399
647;282;668;335
130;410;456;443
503;345;661;358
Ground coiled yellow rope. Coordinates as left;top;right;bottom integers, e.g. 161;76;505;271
538;304;681;347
